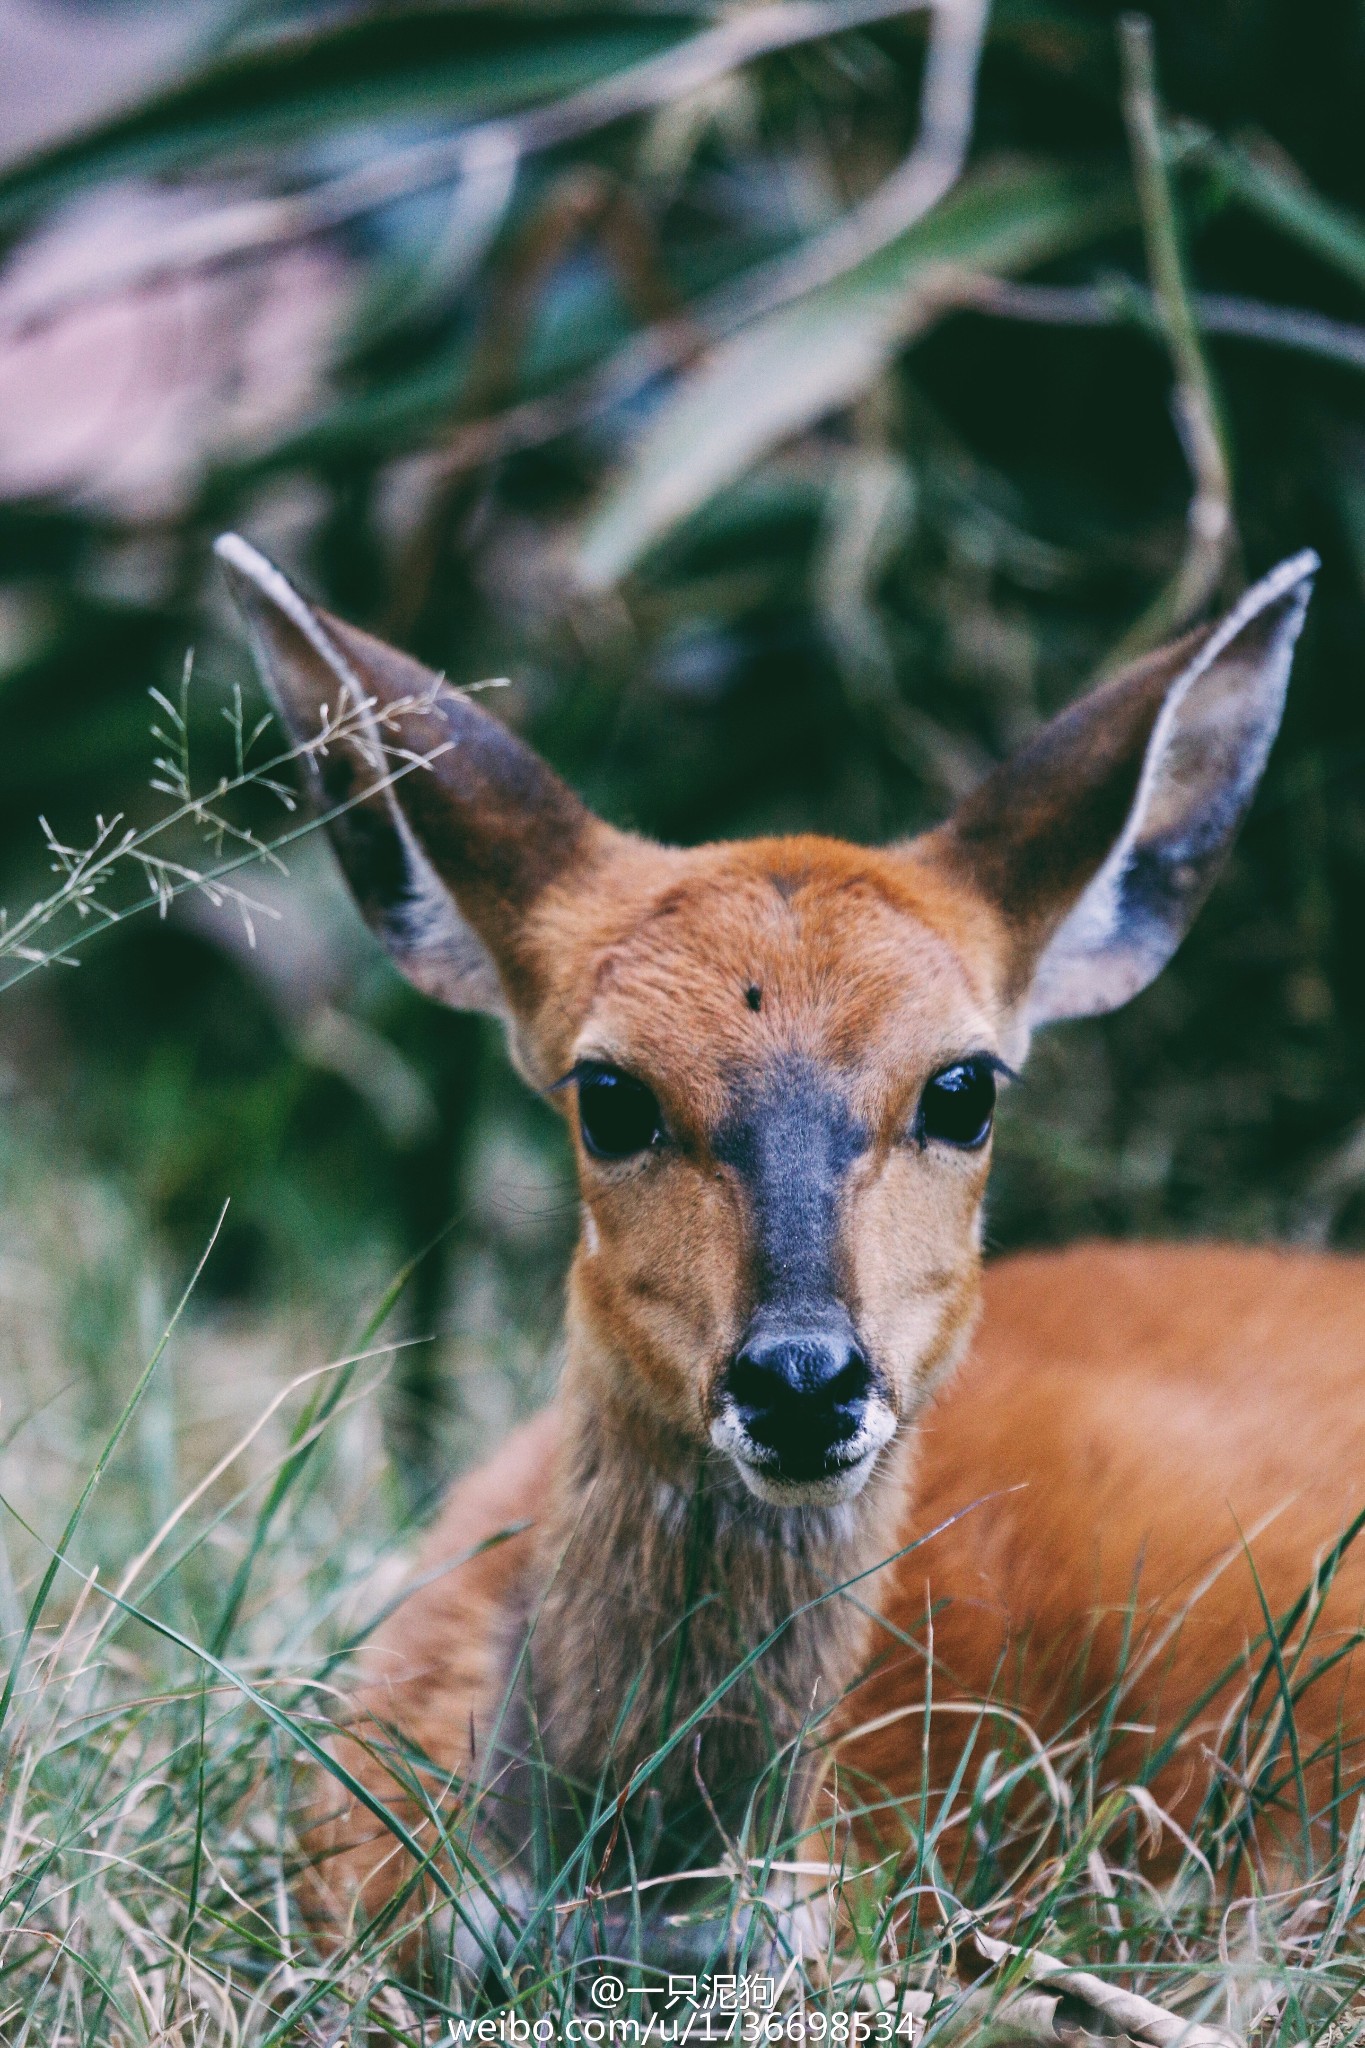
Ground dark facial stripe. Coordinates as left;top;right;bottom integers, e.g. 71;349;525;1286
713;1056;867;1317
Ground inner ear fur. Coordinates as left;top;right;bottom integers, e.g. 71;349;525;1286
915;551;1318;1027
216;534;621;1045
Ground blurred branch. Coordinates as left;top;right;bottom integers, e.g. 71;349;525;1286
391;166;692;628
432;0;993;478
710;0;992;331
463;168;685;422
574;161;1129;583
397;260;1365;551
1117;14;1235;651
0;0;937;341
814;446;988;792
960;275;1365;372
409;0;990;602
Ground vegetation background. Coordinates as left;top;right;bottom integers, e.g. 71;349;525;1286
1;0;1364;2038
4;0;1365;1476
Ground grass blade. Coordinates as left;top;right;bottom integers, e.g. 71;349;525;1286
0;1203;228;1740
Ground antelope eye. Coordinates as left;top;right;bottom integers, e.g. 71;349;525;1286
918;1058;997;1149
576;1065;664;1160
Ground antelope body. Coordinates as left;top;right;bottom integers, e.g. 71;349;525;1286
217;537;1365;1952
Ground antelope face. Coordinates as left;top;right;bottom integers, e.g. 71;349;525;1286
217;534;1316;1510
556;844;1004;1504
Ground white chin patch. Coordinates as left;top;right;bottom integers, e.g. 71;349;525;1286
709;1401;896;1507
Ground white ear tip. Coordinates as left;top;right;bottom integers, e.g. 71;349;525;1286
1187;546;1319;681
214;531;300;609
214;531;364;700
215;530;331;641
215;530;274;581
1247;546;1320;612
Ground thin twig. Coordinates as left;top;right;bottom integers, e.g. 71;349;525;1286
958;274;1365;372
1117;14;1235;651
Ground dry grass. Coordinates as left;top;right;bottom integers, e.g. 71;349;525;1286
1;1168;1364;2046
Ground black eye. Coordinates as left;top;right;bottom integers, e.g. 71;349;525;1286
576;1065;664;1160
918;1058;997;1149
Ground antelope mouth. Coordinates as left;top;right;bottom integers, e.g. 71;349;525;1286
710;1397;897;1507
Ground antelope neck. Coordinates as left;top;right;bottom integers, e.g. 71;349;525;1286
518;1375;911;1865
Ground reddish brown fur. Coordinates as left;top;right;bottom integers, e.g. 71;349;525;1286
217;540;1345;1937
310;841;1365;1926
318;1235;1365;1919
311;837;1008;1923
847;1242;1365;1867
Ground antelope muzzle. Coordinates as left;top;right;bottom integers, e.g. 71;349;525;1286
714;1305;895;1503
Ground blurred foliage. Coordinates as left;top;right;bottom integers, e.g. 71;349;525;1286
1;0;1364;1482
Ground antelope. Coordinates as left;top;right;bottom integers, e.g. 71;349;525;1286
217;534;1365;1964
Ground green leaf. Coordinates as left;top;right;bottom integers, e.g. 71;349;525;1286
578;157;1131;586
0;8;699;231
1212;138;1365;296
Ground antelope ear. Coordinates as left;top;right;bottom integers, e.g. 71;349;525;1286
920;550;1318;1028
215;535;615;1046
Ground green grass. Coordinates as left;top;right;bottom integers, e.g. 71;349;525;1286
4;2;1365;2038
0;436;1358;2048
2;1193;1364;2046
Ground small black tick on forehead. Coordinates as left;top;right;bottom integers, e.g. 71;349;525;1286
714;1056;867;1315
745;984;762;1012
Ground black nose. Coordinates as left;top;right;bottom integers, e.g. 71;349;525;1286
724;1323;873;1480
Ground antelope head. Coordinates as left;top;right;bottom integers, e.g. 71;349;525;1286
218;537;1315;1510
